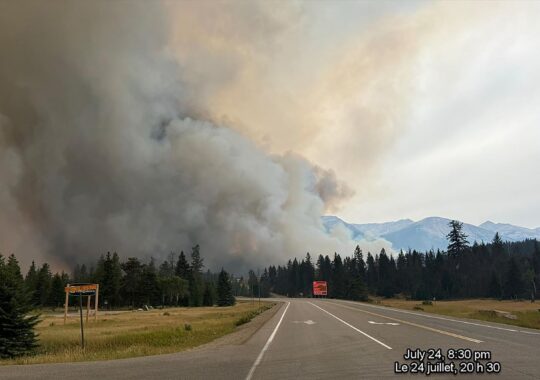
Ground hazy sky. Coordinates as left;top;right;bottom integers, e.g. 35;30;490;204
168;0;540;228
1;0;539;270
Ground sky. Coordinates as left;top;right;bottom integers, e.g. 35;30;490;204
1;0;539;271
167;0;540;228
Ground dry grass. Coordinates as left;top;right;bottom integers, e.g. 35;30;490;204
373;298;540;330
1;301;275;365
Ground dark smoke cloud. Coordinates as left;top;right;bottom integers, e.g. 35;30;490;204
0;1;355;271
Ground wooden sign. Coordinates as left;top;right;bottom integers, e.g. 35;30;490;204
64;283;99;325
65;284;98;295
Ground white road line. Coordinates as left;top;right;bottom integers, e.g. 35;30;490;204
309;302;392;350
325;301;482;344
245;301;290;380
333;299;538;335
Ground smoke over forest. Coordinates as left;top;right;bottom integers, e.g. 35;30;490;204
0;1;365;271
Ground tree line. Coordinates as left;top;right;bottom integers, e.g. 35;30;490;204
0;245;235;358
12;244;235;310
262;221;540;301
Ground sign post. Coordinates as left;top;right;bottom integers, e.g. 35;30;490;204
78;292;85;348
312;281;328;298
64;283;99;349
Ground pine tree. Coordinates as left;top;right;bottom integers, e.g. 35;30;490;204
492;232;504;252
349;276;368;301
35;263;52;307
217;269;235;306
354;245;366;280
140;259;160;306
24;261;38;304
331;253;345;298
100;252;122;308
175;251;191;306
504;257;524;299
202;282;215;306
0;254;40;358
189;245;204;306
366;252;377;293
48;273;66;308
377;249;395;298
175;251;190;279
447;220;469;258
121;257;143;308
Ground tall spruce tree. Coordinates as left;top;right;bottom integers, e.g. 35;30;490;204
504;257;524;299
121;257;143;308
34;263;52;307
0;254;39;358
48;273;66;308
175;251;191;306
175;251;190;279
447;220;470;258
217;269;235;306
189;245;204;306
24;261;38;301
202;282;216;306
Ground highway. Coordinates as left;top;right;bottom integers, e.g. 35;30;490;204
1;298;539;379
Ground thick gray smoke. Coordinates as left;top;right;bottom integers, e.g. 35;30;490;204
0;1;356;271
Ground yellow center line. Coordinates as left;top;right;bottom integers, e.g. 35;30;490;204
324;301;482;344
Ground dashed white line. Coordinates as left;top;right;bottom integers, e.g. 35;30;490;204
309;302;392;350
245;301;290;380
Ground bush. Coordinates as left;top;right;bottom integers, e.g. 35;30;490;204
413;306;424;311
235;314;253;326
422;300;433;306
184;323;192;331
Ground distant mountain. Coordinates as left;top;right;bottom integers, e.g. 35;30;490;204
381;217;495;252
351;219;414;238
479;221;540;242
321;216;364;240
322;216;540;252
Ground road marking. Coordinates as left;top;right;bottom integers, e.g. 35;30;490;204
368;321;400;326
309;302;392;350
292;320;316;325
334;299;539;335
245;301;290;380
325;301;482;344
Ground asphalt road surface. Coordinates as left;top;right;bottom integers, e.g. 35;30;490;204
2;298;539;379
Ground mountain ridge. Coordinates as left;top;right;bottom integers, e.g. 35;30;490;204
323;216;540;252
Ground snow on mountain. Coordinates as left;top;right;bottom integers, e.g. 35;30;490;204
322;216;540;252
321;216;365;240
479;221;540;241
381;217;494;252
351;219;414;238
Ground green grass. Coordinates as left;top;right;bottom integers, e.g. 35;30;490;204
234;303;274;326
375;298;540;330
1;301;275;365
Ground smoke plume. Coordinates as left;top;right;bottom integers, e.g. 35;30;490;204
0;1;360;271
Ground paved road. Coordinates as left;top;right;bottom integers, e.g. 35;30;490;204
1;298;539;379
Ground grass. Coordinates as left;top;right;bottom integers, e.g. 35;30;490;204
373;298;540;330
234;303;274;326
1;301;275;365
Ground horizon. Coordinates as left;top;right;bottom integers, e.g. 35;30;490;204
327;215;540;230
